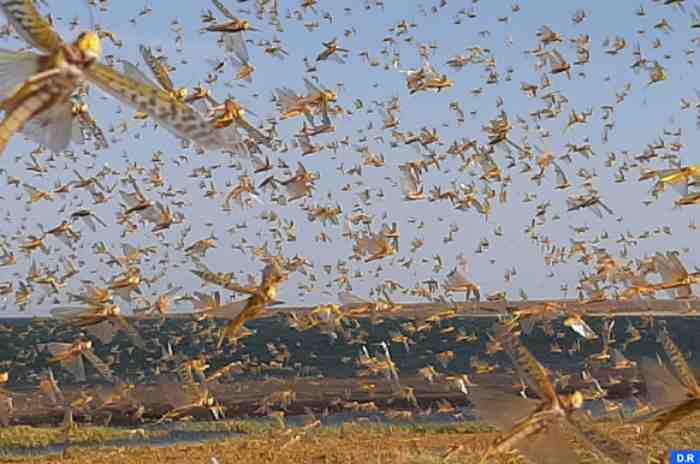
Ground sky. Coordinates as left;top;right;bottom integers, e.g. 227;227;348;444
0;0;699;315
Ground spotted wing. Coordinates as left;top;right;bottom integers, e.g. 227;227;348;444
658;328;700;396
85;62;241;152
496;323;558;403
0;0;64;52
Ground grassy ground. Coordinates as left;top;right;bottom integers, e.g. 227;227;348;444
0;418;695;463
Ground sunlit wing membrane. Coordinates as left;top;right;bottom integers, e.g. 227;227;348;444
85;62;240;152
638;357;689;406
61;354;86;382
224;31;249;59
668;254;690;279
515;419;586;464
303;78;325;99
121;60;160;88
0;0;64;53
86;319;118;344
469;388;540;431
120;318;148;350
564;316;598;340
209;299;247;319
41;342;73;357
139;45;175;93
21;98;74;153
337;291;368;306
0;49;41;99
81;349;115;382
50;305;94;319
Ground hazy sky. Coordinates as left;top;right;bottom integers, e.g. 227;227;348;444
0;0;699;314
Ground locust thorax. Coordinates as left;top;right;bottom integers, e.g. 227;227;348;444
78;339;93;351
175;88;188;100
560;390;584;410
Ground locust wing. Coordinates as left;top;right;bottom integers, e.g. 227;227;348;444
21;98;75;153
81;348;116;383
139;45;175;93
41;342;87;382
0;49;41;99
225;30;249;60
496;323;558;403
211;0;236;20
85;62;242;152
658;328;700;396
0;0;64;53
468;387;540;431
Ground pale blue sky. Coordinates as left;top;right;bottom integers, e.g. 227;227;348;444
0;0;699;314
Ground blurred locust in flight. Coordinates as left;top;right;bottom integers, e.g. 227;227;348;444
0;0;238;155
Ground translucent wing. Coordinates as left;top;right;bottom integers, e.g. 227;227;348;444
119;317;149;350
667;253;690;279
85;63;239;152
468;387;539;431
81;349;115;382
160;285;184;300
515;418;587;464
40;342;73;357
50;305;92;319
121;60;160;88
303;77;324;98
224;31;249;61
638;357;688;406
0;49;41;99
86;319;118;345
192;291;216;311
564;316;598;340
139;45;175;93
552;162;569;187
21;98;74;153
445;269;469;288
209;299;247;319
655;253;685;282
0;0;64;52
61;354;86;382
399;165;420;196
497;323;557;402
338;291;369;306
211;0;235;19
0;70;75;155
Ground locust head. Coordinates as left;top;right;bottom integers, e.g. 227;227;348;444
76;31;102;62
